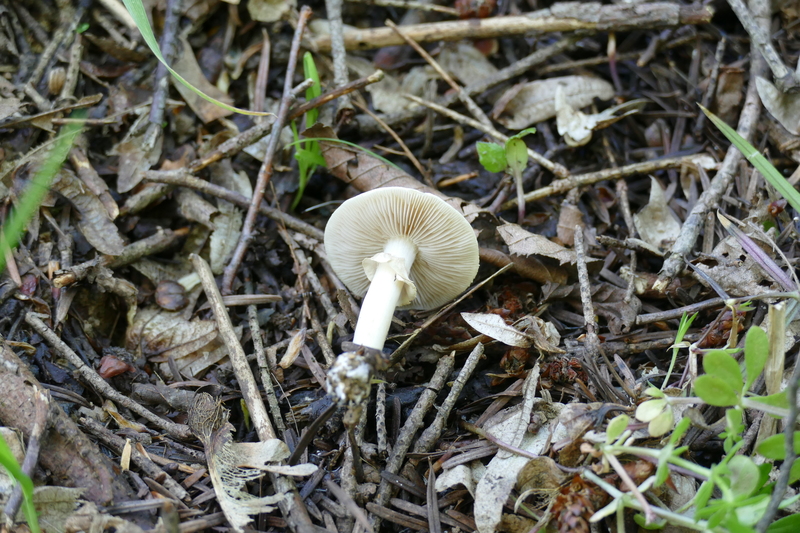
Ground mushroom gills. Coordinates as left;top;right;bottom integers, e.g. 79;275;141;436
353;237;417;350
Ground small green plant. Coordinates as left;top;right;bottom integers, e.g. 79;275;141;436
0;433;40;533
599;317;799;532
290;53;326;211
477;128;536;222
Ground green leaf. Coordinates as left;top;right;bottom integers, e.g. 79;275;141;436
790;457;800;484
703;350;744;395
734;494;770;527
477;142;507;173
695;480;714;510
648;410;674;437
768;513;800;533
700;104;800;214
756;432;800;460
606;414;629;442
632;514;667;529
508;127;537;141
669;417;691;445
728;455;760;498
694;375;740;406
121;0;270;117
0;434;39;533
504;137;528;175
635;399;666;423
744;326;769;390
76;22;90;33
750;390;789;410
303;52;321;126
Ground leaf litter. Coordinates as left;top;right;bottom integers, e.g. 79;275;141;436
1;1;800;533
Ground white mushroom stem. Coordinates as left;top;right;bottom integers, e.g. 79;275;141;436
353;238;417;350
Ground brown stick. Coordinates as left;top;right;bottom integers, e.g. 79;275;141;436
310;3;714;51
222;7;312;293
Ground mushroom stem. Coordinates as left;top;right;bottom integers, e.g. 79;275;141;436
353;238;417;350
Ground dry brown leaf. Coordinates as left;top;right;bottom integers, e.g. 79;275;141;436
126;307;218;363
633;177;681;249
0;97;21;121
555;88;647;147
494;76;615;130
693;235;781;297
208;165;248;274
247;0;295;23
714;66;745;126
438;42;498;86
171;36;234;124
497;223;600;267
50;169;125;256
756;76;800;135
112;122;163;193
176;189;218;227
435;462;486;497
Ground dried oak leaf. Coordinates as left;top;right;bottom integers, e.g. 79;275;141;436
633;177;681;250
497;223;601;269
126;307;218;363
50;169;125;256
188;393;316;533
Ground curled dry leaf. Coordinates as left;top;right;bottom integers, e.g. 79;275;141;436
556;87;647;147
188;393;316;533
435;461;486;497
756;76;800;135
111;121;163;194
633;177;682;250
497;223;601;268
693;235;781;297
494;75;615;130
461;313;563;353
126;307;218;363
50;169;125;256
171;36;234;124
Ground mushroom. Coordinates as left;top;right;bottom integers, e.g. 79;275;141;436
324;187;480;351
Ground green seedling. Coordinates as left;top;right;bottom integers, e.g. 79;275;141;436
121;0;271;116
0;433;39;533
477;128;536;222
602;314;800;531
290;52;326;210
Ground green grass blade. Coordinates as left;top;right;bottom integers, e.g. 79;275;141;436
0;434;40;533
121;0;271;117
0;115;84;274
699;104;800;213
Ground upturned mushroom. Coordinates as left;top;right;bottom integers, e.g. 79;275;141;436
324;187;479;404
324;187;480;352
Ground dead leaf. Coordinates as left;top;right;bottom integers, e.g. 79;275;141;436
112;120;163;193
348;57;426;115
497;223;600;267
247;0;295;23
494;76;615;130
50;169;125;256
208;165;249;275
435;461;486;497
757;76;800;135
633;177;682;249
461;312;531;347
714;66;745;126
188;393;315;533
0;97;21;121
126;307;218;363
438;42;498;86
556;88;647;146
176;189;218;227
171;36;234;124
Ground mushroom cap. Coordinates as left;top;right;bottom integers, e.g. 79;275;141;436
324;187;479;311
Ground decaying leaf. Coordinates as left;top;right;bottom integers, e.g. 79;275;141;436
556;88;647;147
64;503;146;533
111;120;163;193
348;57;427;115
461;313;564;353
171;36;234;124
475;385;568;533
633;177;682;249
693;234;782;297
435;461;486;497
126;307;218;363
461;312;531;347
208;165;248;275
50;169;125;256
497;223;601;267
438;42;497;86
188;393;316;533
494;75;615;130
0;97;22;121
247;0;295;23
756;76;800;135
